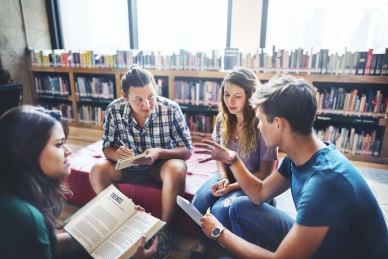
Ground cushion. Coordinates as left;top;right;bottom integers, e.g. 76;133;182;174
65;140;217;236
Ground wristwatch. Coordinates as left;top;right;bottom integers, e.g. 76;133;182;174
211;226;226;241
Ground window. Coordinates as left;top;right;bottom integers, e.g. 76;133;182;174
266;0;388;54
137;0;228;52
59;0;130;52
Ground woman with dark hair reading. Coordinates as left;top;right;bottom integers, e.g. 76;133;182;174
0;106;158;259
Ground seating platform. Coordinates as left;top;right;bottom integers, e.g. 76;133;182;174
65;140;217;236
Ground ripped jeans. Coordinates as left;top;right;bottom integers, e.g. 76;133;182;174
191;171;246;246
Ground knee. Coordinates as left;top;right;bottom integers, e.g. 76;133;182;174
229;196;250;218
161;159;186;183
192;188;212;207
89;160;111;181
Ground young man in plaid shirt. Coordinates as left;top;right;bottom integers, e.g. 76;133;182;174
90;65;192;259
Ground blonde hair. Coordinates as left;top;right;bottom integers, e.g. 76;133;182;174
218;67;260;159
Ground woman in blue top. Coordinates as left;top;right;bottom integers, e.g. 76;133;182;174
0;106;157;259
190;68;278;259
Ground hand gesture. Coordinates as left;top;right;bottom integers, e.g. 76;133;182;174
132;148;161;165
117;146;134;159
201;213;224;239
194;140;235;164
132;233;158;259
210;179;232;197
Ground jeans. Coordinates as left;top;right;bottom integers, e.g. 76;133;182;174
192;171;246;246
229;196;294;252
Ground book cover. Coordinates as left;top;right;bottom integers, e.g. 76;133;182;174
374;54;384;75
381;48;388;76
369;54;378;75
224;48;239;70
351;52;359;75
356;52;367;75
177;196;203;226
364;49;373;76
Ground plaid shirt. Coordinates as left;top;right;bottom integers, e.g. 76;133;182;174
102;96;193;170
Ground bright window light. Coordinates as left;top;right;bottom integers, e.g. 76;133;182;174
137;0;228;52
59;0;130;52
266;0;388;53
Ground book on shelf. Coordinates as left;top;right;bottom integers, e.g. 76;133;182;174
364;49;373;76
382;48;388;76
356;52;367;75
115;152;148;170
63;184;165;259
224;48;239;70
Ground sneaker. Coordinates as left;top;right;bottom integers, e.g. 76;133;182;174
155;229;173;259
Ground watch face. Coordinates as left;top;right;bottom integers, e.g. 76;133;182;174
212;228;221;236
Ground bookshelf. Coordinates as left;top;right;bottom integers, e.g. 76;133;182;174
28;67;388;164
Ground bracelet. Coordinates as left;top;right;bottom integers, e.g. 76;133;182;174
224;152;239;168
220;177;229;181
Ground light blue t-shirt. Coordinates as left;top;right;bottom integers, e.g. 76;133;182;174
278;143;388;259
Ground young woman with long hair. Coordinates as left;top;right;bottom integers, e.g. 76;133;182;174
190;68;278;259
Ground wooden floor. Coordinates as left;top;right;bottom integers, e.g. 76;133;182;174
57;126;388;259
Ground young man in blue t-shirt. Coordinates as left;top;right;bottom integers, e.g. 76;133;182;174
194;74;388;259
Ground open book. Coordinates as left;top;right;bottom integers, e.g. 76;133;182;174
115;152;147;170
64;185;165;259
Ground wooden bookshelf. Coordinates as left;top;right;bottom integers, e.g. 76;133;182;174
29;67;388;164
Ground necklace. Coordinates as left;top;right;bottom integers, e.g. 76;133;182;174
235;122;244;140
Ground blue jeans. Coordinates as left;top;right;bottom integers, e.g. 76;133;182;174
229;196;294;252
192;171;246;246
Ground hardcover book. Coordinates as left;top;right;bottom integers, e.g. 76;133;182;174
224;48;239;70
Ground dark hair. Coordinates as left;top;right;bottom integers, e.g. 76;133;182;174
251;74;317;135
0;106;70;258
121;65;156;94
218;67;260;158
0;66;13;85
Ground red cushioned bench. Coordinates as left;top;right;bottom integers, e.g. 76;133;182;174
65;140;217;236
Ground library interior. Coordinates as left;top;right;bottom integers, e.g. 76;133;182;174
1;0;388;259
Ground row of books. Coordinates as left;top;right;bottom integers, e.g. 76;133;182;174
315;88;388;117
29;47;388;75
184;114;215;137
234;47;388;76
75;77;115;99
315;126;380;157
78;105;105;125
175;80;221;106
39;102;74;122
29;49;223;71
34;76;70;95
